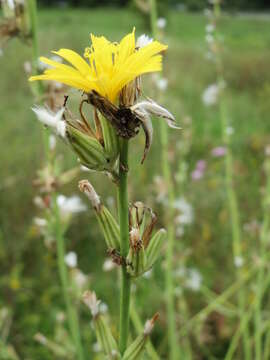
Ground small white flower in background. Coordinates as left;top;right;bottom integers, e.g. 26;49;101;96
174;266;186;278
72;269;88;289
176;226;184;238
204;8;212;17
33;196;45;209
49;135;56;150
57;195;87;215
202;83;219;106
106;196;115;208
7;0;15;10
174;197;193;225
156;77;168;92
33;217;47;227
265;145;270;157
100;302;108;314
34;333;47;345
185;268;202;291
205;33;214;44
32;106;66;138
206;23;215;33
56;311;65;323
234;256;244;268
82;291;101;318
226;126;234;136
103;258;116;272
93;342;102;353
136;34;153;49
64;251;77;268
143;269;152;279
23;61;32;74
157;17;167;29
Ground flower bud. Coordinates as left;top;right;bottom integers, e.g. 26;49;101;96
145;229;166;270
122;313;159;360
82;291;119;359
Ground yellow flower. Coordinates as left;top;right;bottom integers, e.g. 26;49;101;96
29;29;167;102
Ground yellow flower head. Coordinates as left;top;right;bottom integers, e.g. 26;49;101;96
29;29;167;102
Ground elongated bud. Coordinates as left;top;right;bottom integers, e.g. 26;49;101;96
67;126;109;171
82;291;119;359
79;180;120;249
34;333;71;357
122;313;159;360
145;229;166;270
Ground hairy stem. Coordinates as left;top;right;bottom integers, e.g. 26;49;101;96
118;140;131;354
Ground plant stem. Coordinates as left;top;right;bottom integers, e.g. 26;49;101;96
118;139;131;354
160;121;179;360
27;0;42;97
149;1;178;358
53;195;84;360
213;2;251;358
255;158;270;360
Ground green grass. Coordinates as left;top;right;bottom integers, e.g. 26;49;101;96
1;6;270;359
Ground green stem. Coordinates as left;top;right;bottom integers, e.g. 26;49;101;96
178;265;257;339
53;195;84;360
149;0;178;358
160;121;179;360
255;159;270;360
213;2;251;357
118;140;131;354
27;0;42;97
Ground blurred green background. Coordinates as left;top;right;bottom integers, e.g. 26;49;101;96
1;0;270;358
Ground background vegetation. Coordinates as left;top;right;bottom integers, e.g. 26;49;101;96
1;3;270;359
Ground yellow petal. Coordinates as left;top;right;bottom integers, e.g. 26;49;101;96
53;49;93;77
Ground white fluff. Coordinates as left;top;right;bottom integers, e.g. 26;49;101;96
156;77;168;91
32;106;66;137
64;251;78;268
57;195;87;215
202;83;219;106
157;17;167;29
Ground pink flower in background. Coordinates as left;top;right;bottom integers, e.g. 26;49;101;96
191;160;206;181
211;146;227;157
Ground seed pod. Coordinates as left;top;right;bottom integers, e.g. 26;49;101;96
79;180;120;249
122;313;159;360
82;291;120;359
97;206;120;249
95;317;120;359
145;229;166;270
